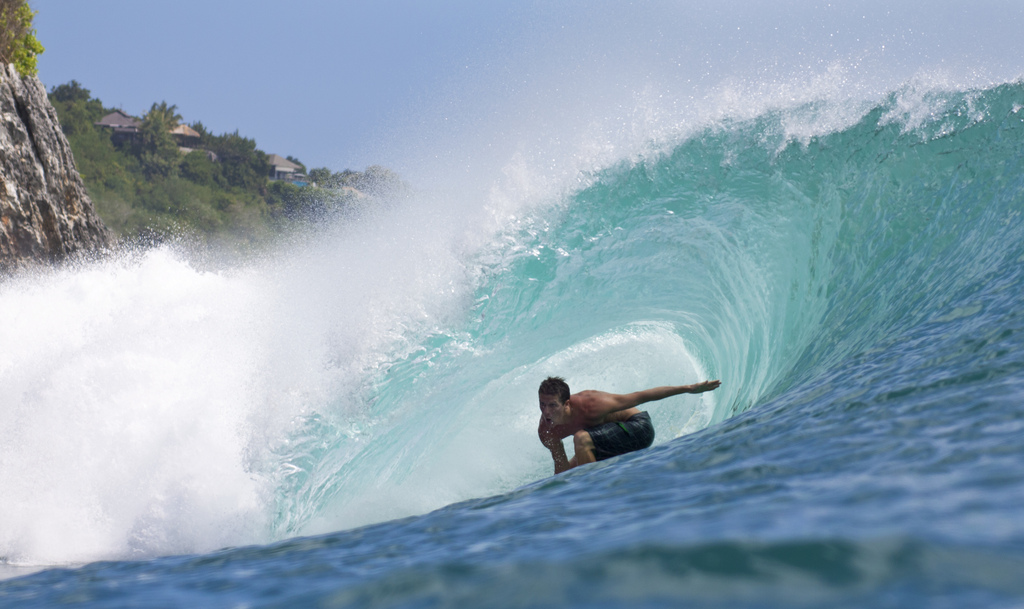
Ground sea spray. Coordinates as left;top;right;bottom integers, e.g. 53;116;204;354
0;250;270;563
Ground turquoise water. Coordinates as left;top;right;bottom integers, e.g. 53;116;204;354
2;81;1024;607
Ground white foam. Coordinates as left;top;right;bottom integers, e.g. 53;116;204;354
0;250;270;564
0;192;499;564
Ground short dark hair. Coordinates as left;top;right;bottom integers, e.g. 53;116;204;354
538;376;570;403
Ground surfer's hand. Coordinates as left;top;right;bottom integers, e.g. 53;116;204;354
689;380;721;393
538;425;561;449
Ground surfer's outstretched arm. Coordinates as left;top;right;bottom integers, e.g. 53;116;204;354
577;380;721;418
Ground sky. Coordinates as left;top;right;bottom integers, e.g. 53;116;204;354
33;1;1024;187
34;0;521;176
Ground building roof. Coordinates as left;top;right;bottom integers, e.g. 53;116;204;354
169;124;201;138
94;110;141;129
267;154;302;173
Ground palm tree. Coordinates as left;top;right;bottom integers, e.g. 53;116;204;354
146;101;182;129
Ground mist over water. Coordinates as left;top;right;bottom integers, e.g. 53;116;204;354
2;6;1024;601
0;192;501;562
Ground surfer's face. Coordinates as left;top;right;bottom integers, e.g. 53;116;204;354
539;393;569;425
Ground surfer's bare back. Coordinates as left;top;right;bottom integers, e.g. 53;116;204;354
537;376;721;474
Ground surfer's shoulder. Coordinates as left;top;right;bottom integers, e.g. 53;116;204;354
570;390;599;407
570;390;613;416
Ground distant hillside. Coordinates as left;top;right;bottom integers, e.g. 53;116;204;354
48;80;405;246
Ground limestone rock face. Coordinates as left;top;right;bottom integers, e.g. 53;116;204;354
0;64;110;271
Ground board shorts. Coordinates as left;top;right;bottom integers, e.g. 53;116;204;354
586;411;655;461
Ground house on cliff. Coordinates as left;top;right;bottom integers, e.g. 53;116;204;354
94;112;216;160
267;154;308;186
94;110;141;145
169;123;200;148
169;123;217;160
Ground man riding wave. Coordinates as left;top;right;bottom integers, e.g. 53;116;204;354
537;376;721;473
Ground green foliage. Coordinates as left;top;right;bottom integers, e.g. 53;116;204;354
49;81;106;137
47;79;402;247
136;105;180;180
203;130;268;191
9;25;41;76
148;101;182;128
179;150;222;188
50;80;92;104
0;0;43;77
48;81;135;195
351;165;406;197
265;180;361;220
189;121;211;139
264;180;303;215
308;167;380;191
285;155;306;174
308;167;333;186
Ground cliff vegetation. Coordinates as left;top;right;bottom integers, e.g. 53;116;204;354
0;0;43;77
49;81;405;246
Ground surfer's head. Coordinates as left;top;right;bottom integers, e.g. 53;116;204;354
538;376;570;404
540;376;573;423
539;376;571;425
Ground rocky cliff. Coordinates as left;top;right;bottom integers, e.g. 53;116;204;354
0;63;110;272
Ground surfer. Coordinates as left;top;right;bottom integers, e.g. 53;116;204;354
537;376;721;474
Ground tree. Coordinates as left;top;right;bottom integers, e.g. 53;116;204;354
265;179;303;216
48;81;106;137
335;169;359;185
351;165;405;197
135;106;180;179
308;167;333;187
49;80;91;104
148;101;182;129
0;0;43;77
48;74;408;243
189;121;210;139
205;130;268;191
180;149;222;187
48;81;135;199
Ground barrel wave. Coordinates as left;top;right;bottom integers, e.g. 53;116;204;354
2;80;1024;607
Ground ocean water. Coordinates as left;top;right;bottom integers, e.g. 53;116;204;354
3;76;1024;606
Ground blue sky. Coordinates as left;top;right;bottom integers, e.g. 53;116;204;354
34;1;1024;185
35;0;521;176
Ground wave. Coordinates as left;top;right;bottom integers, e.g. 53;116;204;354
277;79;1024;536
1;78;1022;566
